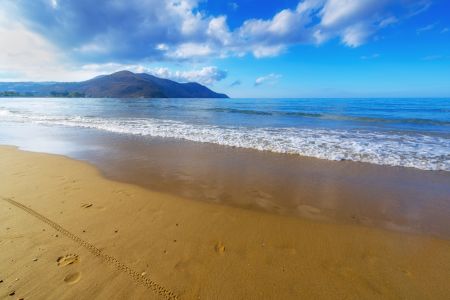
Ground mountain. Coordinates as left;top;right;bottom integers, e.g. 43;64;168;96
0;70;228;98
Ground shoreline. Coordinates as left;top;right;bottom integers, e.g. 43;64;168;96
1;145;450;298
1;97;449;173
1;122;449;239
3;142;447;239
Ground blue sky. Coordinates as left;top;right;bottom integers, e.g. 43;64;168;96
0;0;449;97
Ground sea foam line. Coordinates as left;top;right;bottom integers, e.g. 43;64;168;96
1;109;449;171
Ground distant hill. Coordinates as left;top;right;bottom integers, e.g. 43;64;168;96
0;70;228;98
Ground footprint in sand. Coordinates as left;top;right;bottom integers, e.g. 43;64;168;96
81;203;93;208
64;272;81;284
215;242;226;254
57;254;79;267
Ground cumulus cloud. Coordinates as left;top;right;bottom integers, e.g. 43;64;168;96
318;0;431;47
8;0;208;62
0;7;227;86
254;74;282;86
238;0;431;50
3;0;431;62
80;63;227;85
149;66;227;85
0;0;432;81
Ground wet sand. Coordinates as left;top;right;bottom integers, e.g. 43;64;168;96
1;146;450;299
1;122;448;239
91;136;450;239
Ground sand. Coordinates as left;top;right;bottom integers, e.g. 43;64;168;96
1;145;450;299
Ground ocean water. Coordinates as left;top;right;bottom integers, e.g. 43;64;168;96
0;98;449;171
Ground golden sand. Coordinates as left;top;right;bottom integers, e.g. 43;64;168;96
0;146;449;299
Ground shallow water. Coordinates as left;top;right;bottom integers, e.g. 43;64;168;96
0;121;449;239
1;97;449;171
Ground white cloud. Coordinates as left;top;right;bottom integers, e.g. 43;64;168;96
236;4;315;57
207;16;232;46
252;45;287;58
150;66;227;85
80;63;228;85
166;43;215;59
341;23;372;47
379;16;398;28
156;43;169;51
0;10;96;81
80;63;147;74
254;73;282;86
319;0;401;47
320;0;380;28
0;0;433;81
49;0;58;8
228;0;424;57
417;23;436;34
8;0;427;62
0;9;227;85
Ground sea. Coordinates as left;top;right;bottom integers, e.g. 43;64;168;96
0;97;449;171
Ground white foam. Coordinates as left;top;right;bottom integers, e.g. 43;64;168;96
1;110;449;171
0;109;14;117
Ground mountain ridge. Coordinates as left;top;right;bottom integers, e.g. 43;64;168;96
0;70;229;98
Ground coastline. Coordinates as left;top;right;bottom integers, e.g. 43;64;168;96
1;121;449;239
1;145;450;299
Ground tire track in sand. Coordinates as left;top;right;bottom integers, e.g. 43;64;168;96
1;197;178;300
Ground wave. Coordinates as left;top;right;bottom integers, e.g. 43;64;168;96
1;108;449;171
0;108;14;116
204;107;450;126
205;107;273;116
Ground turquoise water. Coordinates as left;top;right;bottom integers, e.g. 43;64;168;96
0;98;449;171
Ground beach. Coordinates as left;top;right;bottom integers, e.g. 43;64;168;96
1;145;450;299
1;97;450;299
1;120;449;239
2;0;450;298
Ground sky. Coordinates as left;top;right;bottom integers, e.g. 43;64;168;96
0;0;449;98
